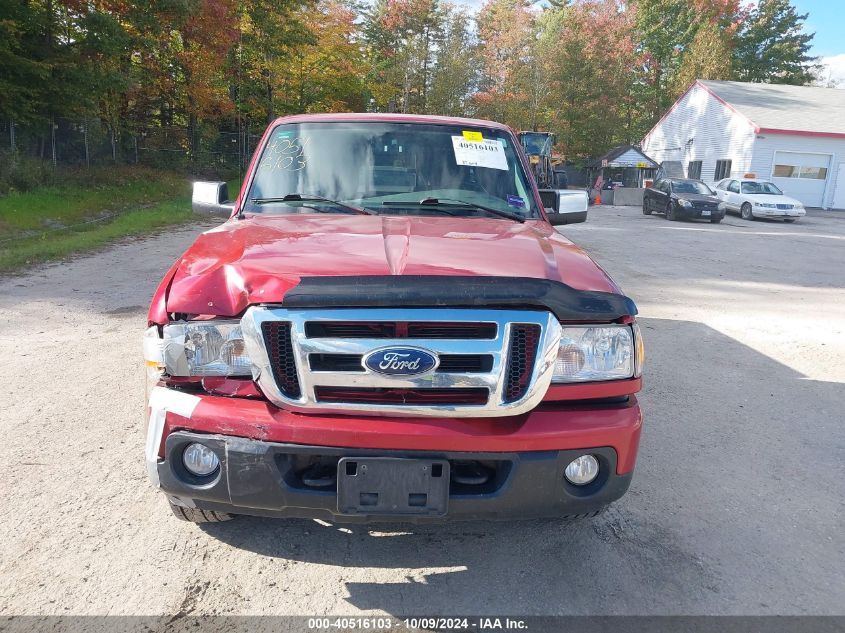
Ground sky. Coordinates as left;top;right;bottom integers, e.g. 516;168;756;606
793;0;845;86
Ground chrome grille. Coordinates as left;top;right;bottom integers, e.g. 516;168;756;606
241;307;562;417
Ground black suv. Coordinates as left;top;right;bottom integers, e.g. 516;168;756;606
643;178;724;223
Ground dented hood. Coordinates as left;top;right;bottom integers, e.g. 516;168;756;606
165;214;619;316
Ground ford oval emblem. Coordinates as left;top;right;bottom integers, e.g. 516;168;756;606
364;347;438;376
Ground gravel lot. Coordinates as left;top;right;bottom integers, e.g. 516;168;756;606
0;207;842;616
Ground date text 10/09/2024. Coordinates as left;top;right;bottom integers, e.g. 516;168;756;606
307;618;529;631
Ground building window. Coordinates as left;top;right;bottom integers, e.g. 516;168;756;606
799;166;828;180
714;160;732;180
773;164;828;180
688;160;702;180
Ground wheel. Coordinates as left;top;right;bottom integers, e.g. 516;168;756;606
666;202;676;221
642;201;652;215
168;501;234;523
740;202;754;221
784;218;796;223
710;217;722;224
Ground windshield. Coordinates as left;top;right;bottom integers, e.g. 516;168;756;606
519;132;553;156
243;122;541;219
741;181;782;195
672;180;713;195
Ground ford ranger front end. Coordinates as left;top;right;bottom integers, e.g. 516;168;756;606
143;114;644;523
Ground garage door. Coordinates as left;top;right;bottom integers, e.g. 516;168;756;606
771;151;831;207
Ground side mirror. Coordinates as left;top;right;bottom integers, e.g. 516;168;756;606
539;189;588;225
546;210;586;225
192;181;235;217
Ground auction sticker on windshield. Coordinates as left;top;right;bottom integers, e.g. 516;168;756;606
451;136;508;171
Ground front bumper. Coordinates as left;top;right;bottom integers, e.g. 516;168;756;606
148;388;642;522
160;432;632;522
678;206;724;220
753;207;805;218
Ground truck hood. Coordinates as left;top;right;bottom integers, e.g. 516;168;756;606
165;214;619;316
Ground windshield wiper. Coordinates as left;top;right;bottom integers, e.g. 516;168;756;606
382;197;526;223
250;194;374;215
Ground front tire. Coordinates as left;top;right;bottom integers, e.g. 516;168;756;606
741;203;754;221
169;501;234;523
710;217;722;224
642;201;652;215
666;203;676;221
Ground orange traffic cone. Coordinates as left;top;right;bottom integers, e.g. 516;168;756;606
595;191;602;205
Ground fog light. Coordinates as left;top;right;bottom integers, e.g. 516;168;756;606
564;455;599;486
182;443;219;477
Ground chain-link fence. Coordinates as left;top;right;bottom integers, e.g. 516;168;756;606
1;118;263;178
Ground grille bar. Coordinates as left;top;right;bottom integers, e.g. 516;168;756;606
309;353;494;374
305;321;497;339
314;387;489;406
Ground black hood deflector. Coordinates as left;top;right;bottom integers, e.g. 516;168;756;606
281;276;637;322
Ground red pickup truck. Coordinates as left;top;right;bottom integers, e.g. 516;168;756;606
143;114;643;523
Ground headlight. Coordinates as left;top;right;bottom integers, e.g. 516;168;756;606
677;198;692;207
161;321;252;376
552;325;639;383
755;202;776;208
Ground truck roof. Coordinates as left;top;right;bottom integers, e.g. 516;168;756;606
269;112;513;132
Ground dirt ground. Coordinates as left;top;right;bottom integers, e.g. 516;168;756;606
0;207;842;616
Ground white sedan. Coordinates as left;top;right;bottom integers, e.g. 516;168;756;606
714;178;806;222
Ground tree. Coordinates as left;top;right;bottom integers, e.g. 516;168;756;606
473;0;538;128
733;0;818;84
238;0;315;123
670;2;740;94
280;0;367;113
363;0;446;113
427;10;480;116
633;0;742;130
0;2;51;123
633;0;697;125
538;0;638;157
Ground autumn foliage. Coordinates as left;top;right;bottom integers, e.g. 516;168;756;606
1;0;819;163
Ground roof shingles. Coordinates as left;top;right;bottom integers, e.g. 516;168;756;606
699;80;845;136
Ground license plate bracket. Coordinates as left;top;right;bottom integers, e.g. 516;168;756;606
337;457;450;517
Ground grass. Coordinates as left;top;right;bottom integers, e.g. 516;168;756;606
0;167;240;273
